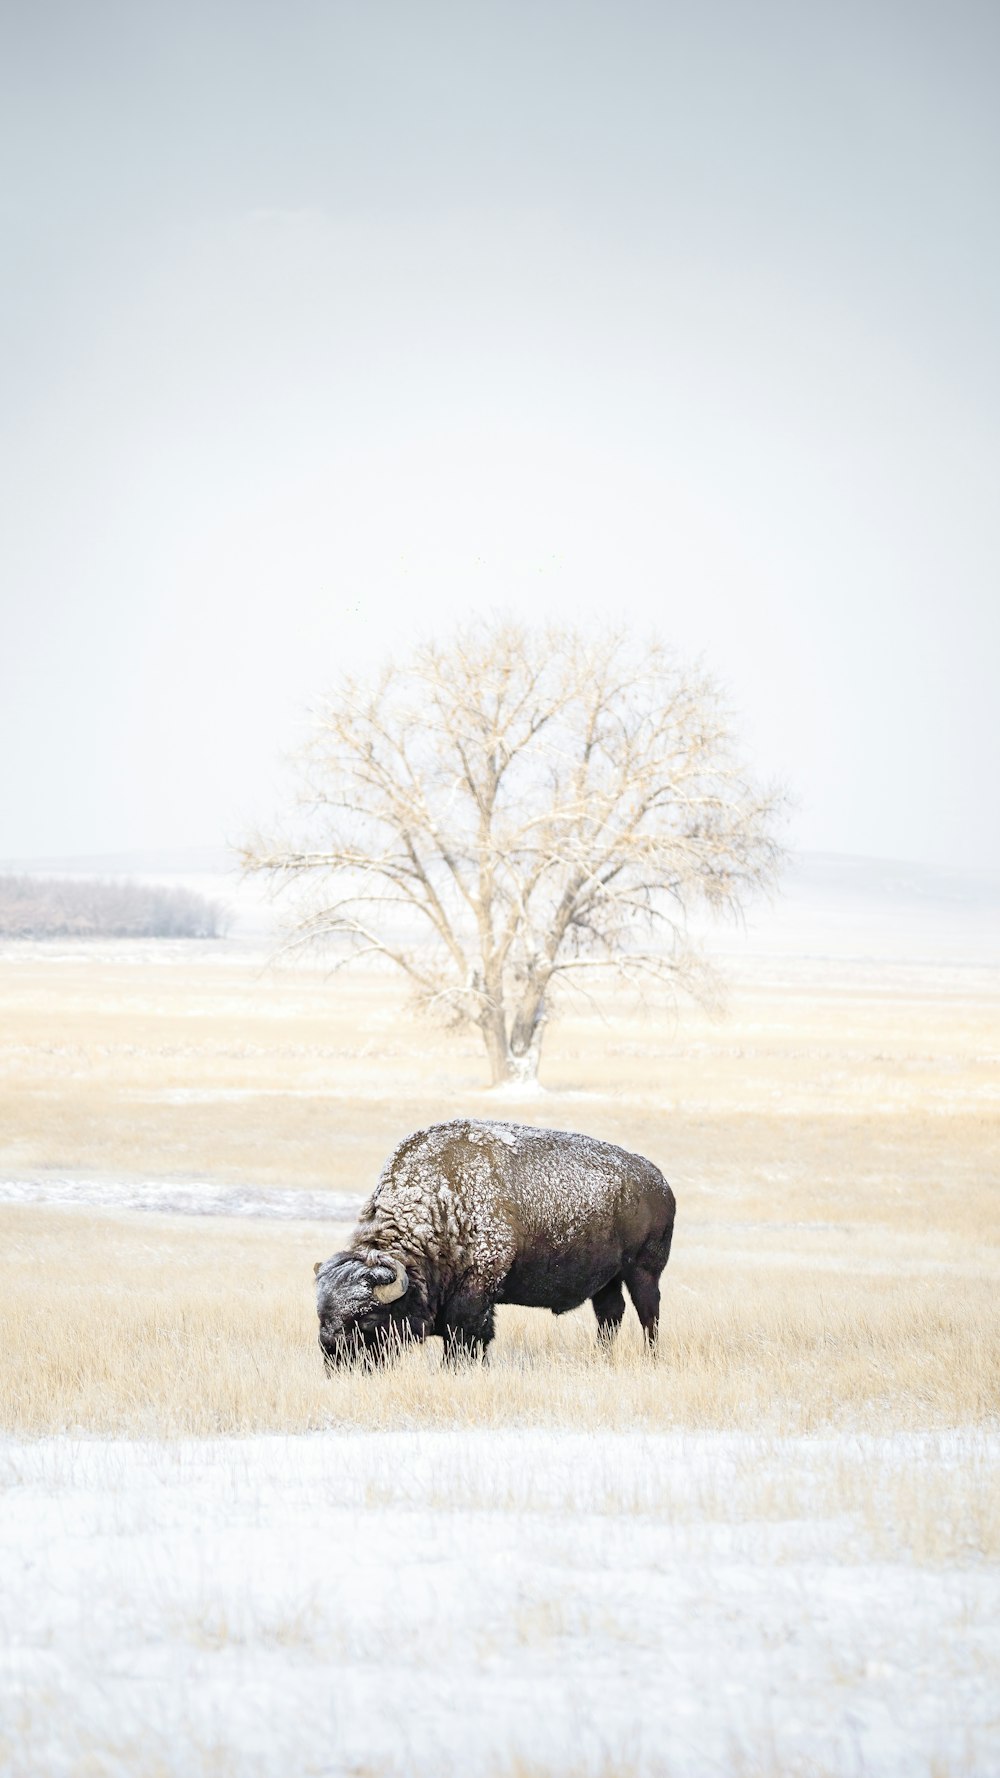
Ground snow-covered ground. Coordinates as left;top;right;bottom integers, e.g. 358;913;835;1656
2;1430;997;1777
0;1176;358;1221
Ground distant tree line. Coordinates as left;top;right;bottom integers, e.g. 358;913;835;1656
0;876;230;939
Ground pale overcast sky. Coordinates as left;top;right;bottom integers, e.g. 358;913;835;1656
2;0;998;868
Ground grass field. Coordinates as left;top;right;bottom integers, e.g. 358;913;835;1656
1;935;997;1440
1;926;998;1775
2;1198;998;1444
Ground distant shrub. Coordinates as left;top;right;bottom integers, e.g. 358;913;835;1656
0;875;230;939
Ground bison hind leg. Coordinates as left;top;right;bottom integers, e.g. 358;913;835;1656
591;1276;626;1348
623;1263;662;1349
624;1214;674;1351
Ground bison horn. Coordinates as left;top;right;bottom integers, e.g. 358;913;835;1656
369;1253;408;1305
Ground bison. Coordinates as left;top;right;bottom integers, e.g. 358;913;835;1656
314;1118;675;1366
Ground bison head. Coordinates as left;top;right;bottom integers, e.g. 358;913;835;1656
314;1249;414;1369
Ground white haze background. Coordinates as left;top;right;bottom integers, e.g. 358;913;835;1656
2;0;999;870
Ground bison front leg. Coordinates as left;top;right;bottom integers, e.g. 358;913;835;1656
441;1301;495;1366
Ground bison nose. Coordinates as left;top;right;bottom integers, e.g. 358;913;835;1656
321;1334;351;1373
319;1324;346;1360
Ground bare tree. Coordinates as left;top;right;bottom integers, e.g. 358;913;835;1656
242;620;784;1086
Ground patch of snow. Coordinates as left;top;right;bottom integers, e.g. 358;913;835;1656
0;1178;359;1222
0;1429;996;1777
482;1076;550;1098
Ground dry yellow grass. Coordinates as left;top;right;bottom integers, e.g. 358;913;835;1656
0;944;996;1236
0;940;997;1443
2;1198;997;1442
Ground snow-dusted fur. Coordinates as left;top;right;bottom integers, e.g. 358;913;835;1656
315;1119;676;1363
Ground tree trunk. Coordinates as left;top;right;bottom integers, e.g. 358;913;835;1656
483;1040;543;1087
479;987;547;1087
509;987;546;1082
480;1005;515;1087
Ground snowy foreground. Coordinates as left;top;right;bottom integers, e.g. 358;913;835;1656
2;1431;998;1778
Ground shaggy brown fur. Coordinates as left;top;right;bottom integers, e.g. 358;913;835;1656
314;1118;676;1365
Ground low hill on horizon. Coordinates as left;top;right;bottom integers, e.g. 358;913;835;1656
1;846;996;960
